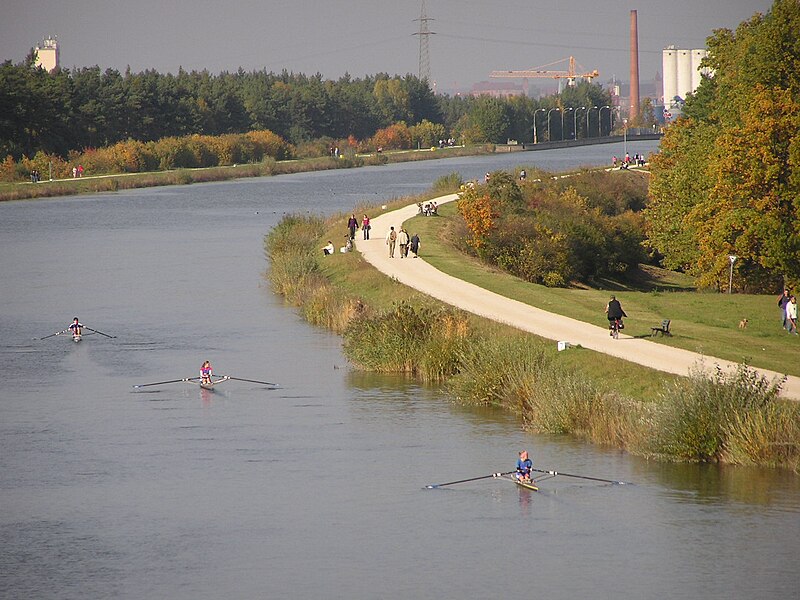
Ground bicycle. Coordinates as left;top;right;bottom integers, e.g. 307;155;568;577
609;318;623;339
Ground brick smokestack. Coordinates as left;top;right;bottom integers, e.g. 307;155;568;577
630;10;640;123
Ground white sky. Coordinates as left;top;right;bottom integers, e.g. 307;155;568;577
1;0;773;92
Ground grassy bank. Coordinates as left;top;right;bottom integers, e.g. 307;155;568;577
410;201;800;378
264;194;800;471
0;145;489;203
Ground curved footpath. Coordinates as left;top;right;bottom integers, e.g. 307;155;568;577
358;193;800;400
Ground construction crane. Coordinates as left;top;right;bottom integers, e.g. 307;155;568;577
490;56;599;87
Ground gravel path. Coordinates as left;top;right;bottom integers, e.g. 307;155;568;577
357;193;800;400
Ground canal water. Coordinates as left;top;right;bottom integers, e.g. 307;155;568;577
1;142;798;599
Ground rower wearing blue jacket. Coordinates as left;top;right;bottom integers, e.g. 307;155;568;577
516;450;533;482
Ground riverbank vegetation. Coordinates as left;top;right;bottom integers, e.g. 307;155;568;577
1;58;617;164
264;186;800;471
2;55;620;200
457;169;649;287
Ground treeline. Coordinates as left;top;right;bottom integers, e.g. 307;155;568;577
457;169;649;287
1;57;612;164
648;0;800;290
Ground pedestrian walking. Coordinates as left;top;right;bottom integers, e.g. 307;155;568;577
410;233;420;258
778;289;791;330
787;295;798;335
386;227;397;258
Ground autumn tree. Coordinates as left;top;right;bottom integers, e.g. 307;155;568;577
647;0;800;290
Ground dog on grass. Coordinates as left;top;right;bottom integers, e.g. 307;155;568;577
739;318;748;329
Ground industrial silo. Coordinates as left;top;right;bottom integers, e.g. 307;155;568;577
690;49;708;91
662;46;678;106
676;49;693;100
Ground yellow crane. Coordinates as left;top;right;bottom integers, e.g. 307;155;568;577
490;56;599;87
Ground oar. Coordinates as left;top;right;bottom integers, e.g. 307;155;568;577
221;376;279;387
39;329;69;340
84;326;116;338
532;467;630;485
132;377;199;389
425;471;514;489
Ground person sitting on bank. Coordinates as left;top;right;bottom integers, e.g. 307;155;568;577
322;241;334;256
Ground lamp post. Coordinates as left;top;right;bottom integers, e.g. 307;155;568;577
586;106;598;138
547;108;560;143
562;107;574;141
574;106;586;139
623;118;628;159
728;255;737;294
533;108;546;144
598;105;610;137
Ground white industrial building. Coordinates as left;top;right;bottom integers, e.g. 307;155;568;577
34;37;59;72
662;46;710;109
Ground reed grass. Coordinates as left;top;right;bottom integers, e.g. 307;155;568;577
651;364;786;462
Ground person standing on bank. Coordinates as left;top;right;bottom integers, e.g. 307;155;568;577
386;227;397;258
787;295;798;335
409;233;420;258
347;214;358;240
778;289;791;330
362;214;371;240
398;227;409;258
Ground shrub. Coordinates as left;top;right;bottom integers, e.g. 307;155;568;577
344;302;470;381
370;122;412;151
651;364;784;462
432;172;463;193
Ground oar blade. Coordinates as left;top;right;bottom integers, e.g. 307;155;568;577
222;376;279;387
39;329;69;340
84;327;116;338
424;471;513;489
532;467;631;486
132;377;196;388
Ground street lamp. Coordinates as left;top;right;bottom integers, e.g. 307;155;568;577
623;118;628;159
598;105;610;137
728;255;737;294
574;106;586;139
547;108;560;142
533;108;546;144
562;108;574;141
586;106;598;138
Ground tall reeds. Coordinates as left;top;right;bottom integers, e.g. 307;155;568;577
344;302;470;382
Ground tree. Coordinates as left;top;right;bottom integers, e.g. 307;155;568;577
647;0;800;289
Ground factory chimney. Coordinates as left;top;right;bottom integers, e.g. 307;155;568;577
629;10;640;123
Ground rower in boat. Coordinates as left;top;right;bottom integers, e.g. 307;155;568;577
200;360;213;386
68;317;83;342
515;450;534;484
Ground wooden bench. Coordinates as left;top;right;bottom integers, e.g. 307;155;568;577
651;319;672;337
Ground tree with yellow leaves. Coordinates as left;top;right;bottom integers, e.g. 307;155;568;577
647;0;800;290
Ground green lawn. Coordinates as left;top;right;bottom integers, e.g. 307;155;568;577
405;202;800;377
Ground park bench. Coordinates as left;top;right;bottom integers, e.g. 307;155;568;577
651;319;672;337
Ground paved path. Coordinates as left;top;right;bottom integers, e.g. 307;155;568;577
357;194;800;400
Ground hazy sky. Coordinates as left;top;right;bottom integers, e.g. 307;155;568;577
2;0;773;92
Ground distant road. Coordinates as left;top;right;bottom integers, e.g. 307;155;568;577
357;193;800;401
